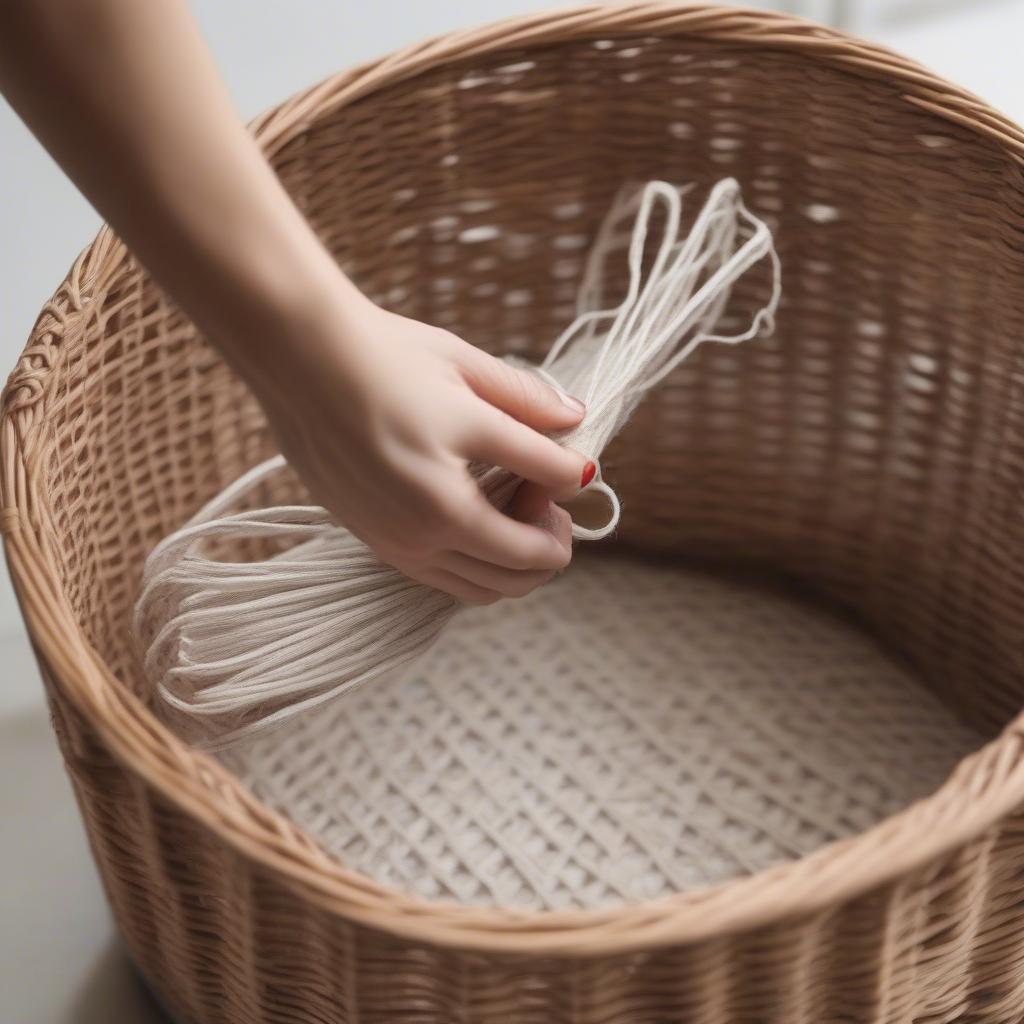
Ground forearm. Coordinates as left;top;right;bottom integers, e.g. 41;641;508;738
0;0;357;378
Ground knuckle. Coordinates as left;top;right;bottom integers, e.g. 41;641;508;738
432;327;463;352
434;485;481;541
514;368;542;404
495;364;539;415
419;481;471;534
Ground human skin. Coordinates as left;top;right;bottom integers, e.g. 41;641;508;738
0;0;594;604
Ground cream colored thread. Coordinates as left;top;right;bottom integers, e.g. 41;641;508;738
135;178;781;747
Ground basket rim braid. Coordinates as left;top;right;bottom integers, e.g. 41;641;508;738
4;1;1024;957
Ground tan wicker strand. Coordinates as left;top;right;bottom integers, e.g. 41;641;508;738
5;4;1024;1022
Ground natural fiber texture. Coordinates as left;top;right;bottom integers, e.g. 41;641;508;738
136;177;780;747
5;4;1024;1022
223;551;983;911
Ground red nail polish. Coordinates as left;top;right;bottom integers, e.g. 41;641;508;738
580;461;597;489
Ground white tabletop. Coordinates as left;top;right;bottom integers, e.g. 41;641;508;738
0;657;172;1022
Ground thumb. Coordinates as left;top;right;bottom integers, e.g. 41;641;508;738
460;348;585;432
508;480;573;552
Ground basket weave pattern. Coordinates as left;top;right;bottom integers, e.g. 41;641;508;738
221;553;983;911
5;4;1024;1022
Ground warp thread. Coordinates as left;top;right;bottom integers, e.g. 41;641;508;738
134;178;781;748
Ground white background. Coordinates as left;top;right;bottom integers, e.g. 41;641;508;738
2;2;1023;1021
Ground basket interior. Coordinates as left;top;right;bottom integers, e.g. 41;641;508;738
25;33;1024;908
221;550;982;910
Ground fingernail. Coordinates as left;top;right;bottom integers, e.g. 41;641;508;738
580;461;597;489
557;389;586;415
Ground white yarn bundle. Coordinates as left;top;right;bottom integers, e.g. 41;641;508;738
135;178;781;748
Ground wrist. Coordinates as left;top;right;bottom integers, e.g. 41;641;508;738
198;233;372;397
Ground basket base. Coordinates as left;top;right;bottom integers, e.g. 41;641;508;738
122;950;184;1023
220;551;982;911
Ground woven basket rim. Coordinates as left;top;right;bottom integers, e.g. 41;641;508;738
5;1;1024;957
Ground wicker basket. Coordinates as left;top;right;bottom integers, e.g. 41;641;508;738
5;3;1024;1021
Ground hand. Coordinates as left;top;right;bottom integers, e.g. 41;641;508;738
0;1;589;606
247;288;591;605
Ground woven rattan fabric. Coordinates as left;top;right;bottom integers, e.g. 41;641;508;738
6;5;1024;1022
224;552;981;910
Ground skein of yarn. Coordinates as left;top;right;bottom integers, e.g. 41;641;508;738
134;178;782;748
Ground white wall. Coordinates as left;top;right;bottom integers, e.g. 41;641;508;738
2;0;1023;712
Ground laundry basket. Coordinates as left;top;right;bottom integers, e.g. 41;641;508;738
5;3;1024;1022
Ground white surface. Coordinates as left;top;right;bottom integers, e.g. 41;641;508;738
2;1;1023;1021
0;694;173;1022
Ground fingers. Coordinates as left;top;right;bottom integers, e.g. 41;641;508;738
438;552;556;600
462;404;592;502
453;341;592;500
449;487;572;572
413;566;503;606
508;479;573;550
431;483;573;603
458;346;586;432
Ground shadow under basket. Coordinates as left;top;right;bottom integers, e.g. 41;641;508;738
5;5;1024;1023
